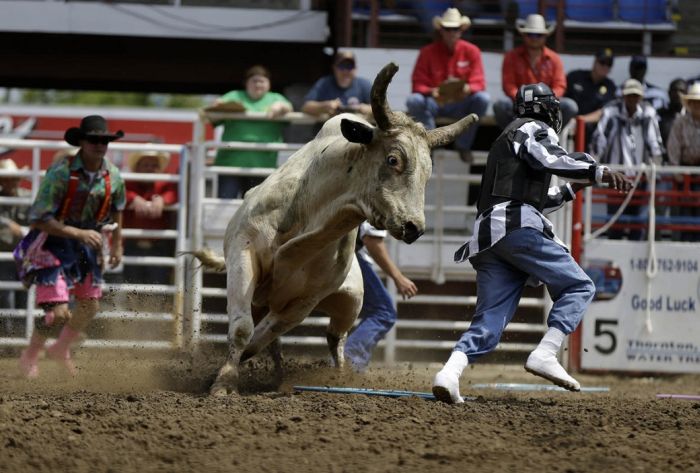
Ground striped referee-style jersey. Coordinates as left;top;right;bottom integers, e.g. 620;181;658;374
455;120;604;263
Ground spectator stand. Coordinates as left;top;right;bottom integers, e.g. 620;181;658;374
347;0;677;56
0;139;187;351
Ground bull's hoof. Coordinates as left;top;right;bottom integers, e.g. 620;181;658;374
210;362;239;397
209;381;240;397
210;386;231;397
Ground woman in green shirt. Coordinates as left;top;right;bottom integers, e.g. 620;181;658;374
213;65;292;198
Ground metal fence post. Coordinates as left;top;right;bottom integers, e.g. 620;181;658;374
186;116;206;349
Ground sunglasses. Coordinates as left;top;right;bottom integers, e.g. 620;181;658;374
442;27;461;32
335;62;355;71
85;136;111;145
525;33;545;39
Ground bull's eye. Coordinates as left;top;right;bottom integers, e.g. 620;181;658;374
386;156;399;167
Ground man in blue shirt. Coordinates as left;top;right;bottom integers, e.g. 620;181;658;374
345;222;417;373
301;51;372;119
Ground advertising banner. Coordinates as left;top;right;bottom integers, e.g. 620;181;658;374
581;240;700;373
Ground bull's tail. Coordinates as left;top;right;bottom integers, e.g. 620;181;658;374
184;248;226;272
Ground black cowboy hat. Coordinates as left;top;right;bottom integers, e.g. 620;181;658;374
64;115;124;147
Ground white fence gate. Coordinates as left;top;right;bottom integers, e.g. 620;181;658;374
0;112;554;364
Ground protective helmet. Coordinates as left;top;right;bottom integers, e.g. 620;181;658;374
514;83;562;133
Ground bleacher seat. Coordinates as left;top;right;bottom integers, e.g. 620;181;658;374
565;0;614;22
514;0;557;21
618;0;668;24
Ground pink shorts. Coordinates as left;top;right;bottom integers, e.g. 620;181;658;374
36;273;102;305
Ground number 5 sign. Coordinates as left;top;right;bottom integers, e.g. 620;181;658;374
581;240;700;373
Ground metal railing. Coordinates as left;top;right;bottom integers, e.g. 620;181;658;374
0;139;188;350
2;113;608;363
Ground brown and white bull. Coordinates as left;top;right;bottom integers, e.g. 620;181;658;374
192;63;477;396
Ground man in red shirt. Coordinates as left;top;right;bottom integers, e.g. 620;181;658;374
122;150;178;286
492;14;578;130
406;8;490;163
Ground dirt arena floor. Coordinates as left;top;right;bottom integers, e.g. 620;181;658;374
0;350;698;473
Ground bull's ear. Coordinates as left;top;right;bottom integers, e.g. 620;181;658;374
340;118;374;144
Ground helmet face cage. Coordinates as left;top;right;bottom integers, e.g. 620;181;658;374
514;83;562;133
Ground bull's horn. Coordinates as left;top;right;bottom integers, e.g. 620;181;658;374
427;113;479;148
370;62;398;131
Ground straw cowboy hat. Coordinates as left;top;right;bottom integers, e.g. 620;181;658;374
622;79;644;97
127;150;170;172
64;115;124;147
433;8;471;30
681;82;700;105
516;14;556;35
0;157;25;172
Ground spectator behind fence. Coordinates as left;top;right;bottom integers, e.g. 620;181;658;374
626;55;669;110
493;14;578;131
432;83;632;404
212;65;292;199
405;7;490;163
122;150;178;286
0;158;30;336
658;78;687;147
591;79;663;241
301;51;372;119
667;83;700;242
17;115;125;379
493;14;578;128
565;48;617;144
344;222;417;373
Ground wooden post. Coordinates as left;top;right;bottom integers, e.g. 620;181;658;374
555;0;565;52
538;0;565;52
337;0;352;47
368;0;379;48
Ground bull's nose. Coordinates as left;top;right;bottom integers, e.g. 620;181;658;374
402;222;423;244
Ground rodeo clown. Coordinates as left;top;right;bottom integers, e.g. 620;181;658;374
432;83;632;404
18;115;126;378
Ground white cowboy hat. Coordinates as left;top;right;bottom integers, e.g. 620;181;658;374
681;82;700;104
516;14;556;35
432;8;471;30
622;78;644;97
127;150;170;172
0;157;27;172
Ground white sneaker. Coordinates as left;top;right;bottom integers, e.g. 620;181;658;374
525;349;580;392
432;370;464;404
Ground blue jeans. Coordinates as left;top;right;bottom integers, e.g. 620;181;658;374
454;228;595;362
344;255;397;371
406;91;490;151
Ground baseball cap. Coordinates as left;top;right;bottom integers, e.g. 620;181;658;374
334;50;356;68
630;55;647;68
595;48;614;66
245;65;270;80
622;78;644;96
